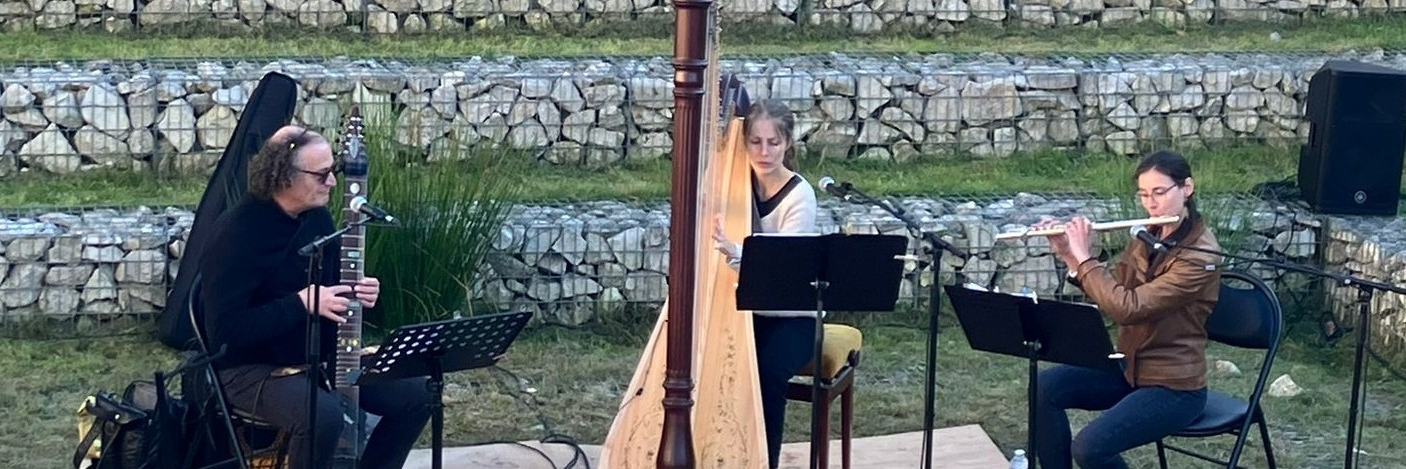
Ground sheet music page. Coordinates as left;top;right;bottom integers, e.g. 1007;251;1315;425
748;232;821;238
962;283;1040;303
1014;288;1038;304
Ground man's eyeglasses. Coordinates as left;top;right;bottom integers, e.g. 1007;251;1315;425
296;162;342;181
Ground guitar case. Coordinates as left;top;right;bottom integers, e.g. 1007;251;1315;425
157;71;301;350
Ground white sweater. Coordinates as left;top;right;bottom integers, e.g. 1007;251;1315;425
726;174;819;318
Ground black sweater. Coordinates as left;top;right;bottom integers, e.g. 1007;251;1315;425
199;195;340;370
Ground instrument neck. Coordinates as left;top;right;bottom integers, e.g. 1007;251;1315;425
334;171;368;391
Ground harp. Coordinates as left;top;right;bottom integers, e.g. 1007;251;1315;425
598;1;767;467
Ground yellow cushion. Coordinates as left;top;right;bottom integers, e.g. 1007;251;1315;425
796;324;863;380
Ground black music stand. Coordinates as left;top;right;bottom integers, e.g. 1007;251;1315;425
946;285;1122;469
354;311;534;469
736;233;906;469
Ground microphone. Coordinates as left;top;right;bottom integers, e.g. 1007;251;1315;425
350;196;397;225
1130;225;1167;252
817;176;852;200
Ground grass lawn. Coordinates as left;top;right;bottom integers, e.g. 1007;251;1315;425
5;16;1406;61
3;309;1405;468
0;145;1302;209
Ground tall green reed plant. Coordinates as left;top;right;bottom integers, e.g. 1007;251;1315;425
346;105;521;337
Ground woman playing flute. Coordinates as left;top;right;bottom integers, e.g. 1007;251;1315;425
1032;150;1223;469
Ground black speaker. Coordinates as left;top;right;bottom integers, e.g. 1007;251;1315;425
1298;60;1406;216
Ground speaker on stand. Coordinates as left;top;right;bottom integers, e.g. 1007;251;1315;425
1298;60;1406;216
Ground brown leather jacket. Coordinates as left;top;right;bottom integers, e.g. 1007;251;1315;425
1073;219;1222;391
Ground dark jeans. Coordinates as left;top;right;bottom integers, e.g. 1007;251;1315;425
219;364;432;469
754;315;818;469
1035;364;1207;469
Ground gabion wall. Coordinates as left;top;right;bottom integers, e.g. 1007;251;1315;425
2;0;1404;34
0;195;1330;331
4;51;1404;177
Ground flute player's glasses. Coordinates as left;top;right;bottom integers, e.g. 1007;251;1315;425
1136;184;1181;202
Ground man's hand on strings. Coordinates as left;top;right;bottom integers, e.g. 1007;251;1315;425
297;284;351;323
354;277;380;309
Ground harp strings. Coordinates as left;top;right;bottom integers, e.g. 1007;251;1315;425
694;0;725;356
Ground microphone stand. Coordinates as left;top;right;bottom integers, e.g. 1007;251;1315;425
296;218;368;469
833;187;967;469
1155;238;1406;469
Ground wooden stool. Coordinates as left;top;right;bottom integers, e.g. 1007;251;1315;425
787;324;862;469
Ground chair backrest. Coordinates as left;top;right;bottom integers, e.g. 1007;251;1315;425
187;273;210;353
1200;269;1285;457
1205;270;1283;351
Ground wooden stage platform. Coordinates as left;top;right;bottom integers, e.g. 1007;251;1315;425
404;424;1010;469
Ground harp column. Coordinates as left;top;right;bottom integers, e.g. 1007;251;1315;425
658;0;711;468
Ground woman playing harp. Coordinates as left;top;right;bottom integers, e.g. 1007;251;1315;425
712;100;820;469
598;57;776;469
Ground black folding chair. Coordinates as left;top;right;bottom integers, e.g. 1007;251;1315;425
1156;270;1282;469
185;273;290;469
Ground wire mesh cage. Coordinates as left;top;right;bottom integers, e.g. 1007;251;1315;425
0;48;1397;339
0;189;1373;340
3;51;1405;178
0;205;191;335
2;0;1405;34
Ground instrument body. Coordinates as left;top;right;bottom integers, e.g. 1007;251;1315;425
995;216;1182;240
334;107;369;463
599;6;769;467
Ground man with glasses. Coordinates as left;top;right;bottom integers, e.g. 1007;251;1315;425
197;125;431;469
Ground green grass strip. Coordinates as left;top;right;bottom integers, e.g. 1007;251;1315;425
0;145;1301;209
4;17;1406;62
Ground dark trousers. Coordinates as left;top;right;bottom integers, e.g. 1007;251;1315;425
219;364;433;469
754;315;818;469
1035;364;1207;469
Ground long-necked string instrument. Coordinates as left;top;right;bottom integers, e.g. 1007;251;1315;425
994;215;1181;240
334;106;369;465
598;1;768;467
